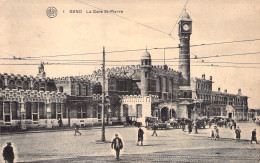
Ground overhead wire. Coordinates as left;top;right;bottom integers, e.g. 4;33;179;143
5;38;260;60
1;60;260;69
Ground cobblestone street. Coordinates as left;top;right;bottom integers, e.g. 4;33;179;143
1;122;260;162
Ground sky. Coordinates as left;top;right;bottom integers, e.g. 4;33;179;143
0;0;260;108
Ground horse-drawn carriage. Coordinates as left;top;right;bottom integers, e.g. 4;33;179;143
145;117;171;130
123;116;142;127
145;117;158;129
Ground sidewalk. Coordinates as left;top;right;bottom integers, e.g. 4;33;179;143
0;125;126;135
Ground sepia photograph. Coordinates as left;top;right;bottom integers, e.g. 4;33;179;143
0;0;260;162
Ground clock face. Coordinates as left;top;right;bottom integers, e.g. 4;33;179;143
183;24;190;31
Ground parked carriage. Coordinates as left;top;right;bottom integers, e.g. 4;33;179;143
145;117;171;130
123;116;141;127
145;117;158;129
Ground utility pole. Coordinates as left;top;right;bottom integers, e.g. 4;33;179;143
101;46;106;142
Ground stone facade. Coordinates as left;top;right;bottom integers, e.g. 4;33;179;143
190;75;248;120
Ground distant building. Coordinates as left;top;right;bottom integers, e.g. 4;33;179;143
191;75;248;120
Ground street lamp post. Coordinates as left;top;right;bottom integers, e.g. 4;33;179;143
101;46;106;142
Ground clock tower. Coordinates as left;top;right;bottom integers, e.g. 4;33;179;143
178;9;192;86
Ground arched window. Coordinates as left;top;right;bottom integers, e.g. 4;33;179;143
23;81;30;90
93;84;102;95
8;80;15;90
16;80;22;90
40;83;45;91
33;82;39;91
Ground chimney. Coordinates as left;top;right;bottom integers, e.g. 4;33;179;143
210;76;212;81
238;89;242;95
224;89;227;93
202;74;205;79
218;87;221;92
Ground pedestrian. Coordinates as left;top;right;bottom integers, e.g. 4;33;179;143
111;134;123;161
250;129;258;144
181;117;186;132
235;126;241;141
137;127;144;146
74;123;81;136
58;118;63;127
194;120;198;134
181;121;186;132
209;120;212;128
210;129;215;140
214;126;220;140
188;122;192;134
3;142;15;163
233;121;236;130
151;123;158;136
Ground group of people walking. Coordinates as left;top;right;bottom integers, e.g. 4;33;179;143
180;117;198;134
210;126;220;140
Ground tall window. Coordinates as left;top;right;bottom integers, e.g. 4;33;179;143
85;85;88;96
4;102;11;122
51;103;56;119
123;105;128;117
59;86;63;93
11;102;18;120
56;103;62;120
25;102;32;120
77;103;87;118
136;104;142;118
165;77;168;91
39;102;46;119
145;72;148;78
62;103;67;118
158;77;162;92
32;102;38;121
75;84;81;96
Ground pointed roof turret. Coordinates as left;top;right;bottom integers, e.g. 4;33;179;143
141;47;151;60
181;9;192;21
